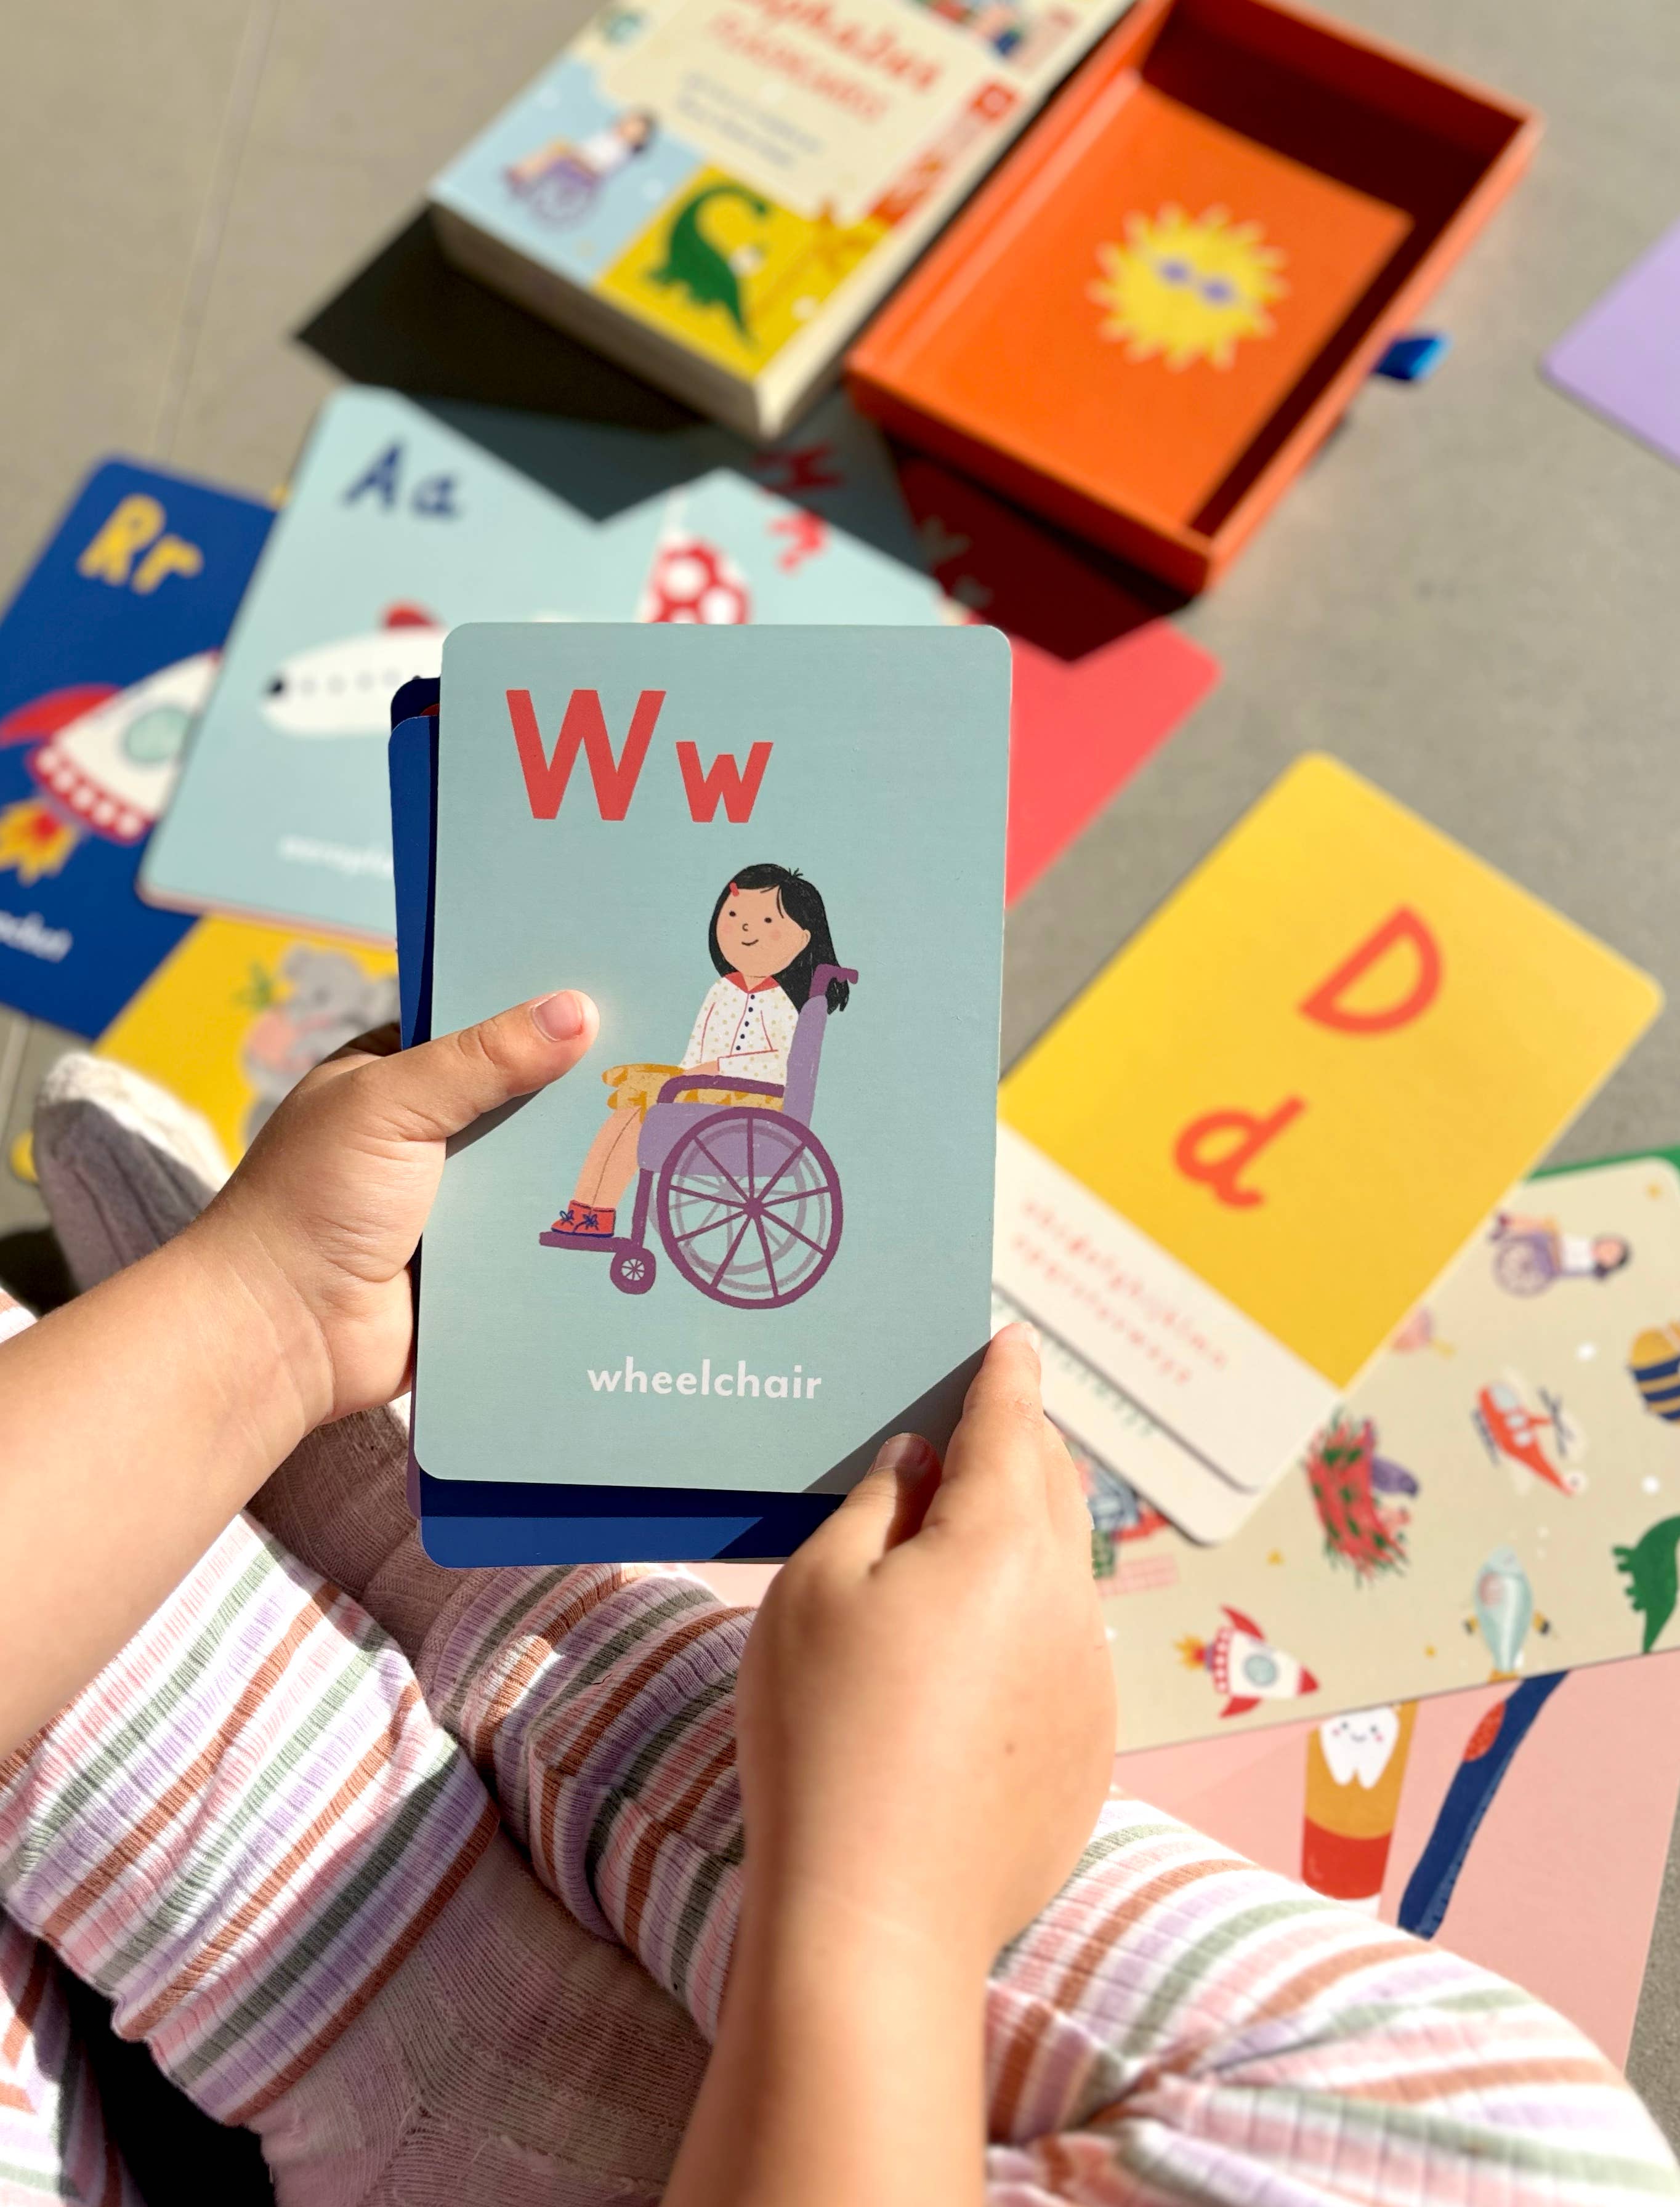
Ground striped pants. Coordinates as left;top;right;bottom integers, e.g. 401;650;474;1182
2;1386;1676;2204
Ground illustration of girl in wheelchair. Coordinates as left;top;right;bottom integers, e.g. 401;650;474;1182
543;863;855;1309
1487;1209;1632;1296
503;107;657;228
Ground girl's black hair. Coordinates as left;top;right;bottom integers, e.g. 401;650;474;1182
708;863;849;1013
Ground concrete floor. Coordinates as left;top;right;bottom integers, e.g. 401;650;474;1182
5;0;1680;2148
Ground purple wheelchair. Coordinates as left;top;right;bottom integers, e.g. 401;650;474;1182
540;964;857;1310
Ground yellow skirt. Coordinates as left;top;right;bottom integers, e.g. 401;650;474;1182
603;1062;783;1115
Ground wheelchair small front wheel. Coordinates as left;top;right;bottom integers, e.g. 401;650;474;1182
610;1245;657;1296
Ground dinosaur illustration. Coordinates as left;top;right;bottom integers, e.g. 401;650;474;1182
1613;1514;1680;1652
647;182;770;336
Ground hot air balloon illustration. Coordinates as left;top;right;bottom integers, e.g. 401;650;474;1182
1628;1325;1680;1423
1178;1607;1318;1719
0;651;217;884
1391;1304;1452;1356
1468;1545;1551;1678
637;501;751;626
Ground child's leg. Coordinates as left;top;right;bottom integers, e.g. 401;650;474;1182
1;1858;142;2203
567;1102;642;1213
0;1310;703;2205
32;1052;228;1291
414;1568;1677;2206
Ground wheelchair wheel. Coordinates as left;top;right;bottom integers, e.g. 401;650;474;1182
657;1108;841;1309
611;1245;656;1296
1493;1236;1554;1297
526;169;596;226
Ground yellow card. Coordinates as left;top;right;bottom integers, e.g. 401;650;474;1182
995;756;1661;1537
97;917;398;1166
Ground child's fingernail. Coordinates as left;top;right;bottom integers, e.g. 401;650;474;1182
533;990;587;1041
871;1432;935;1477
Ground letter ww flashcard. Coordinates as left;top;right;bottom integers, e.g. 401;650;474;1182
993;754;1661;1540
413;621;1009;1496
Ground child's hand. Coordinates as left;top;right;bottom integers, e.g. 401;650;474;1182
735;1325;1115;1975
194;991;599;1428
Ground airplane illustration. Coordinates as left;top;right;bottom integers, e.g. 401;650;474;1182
259;605;443;738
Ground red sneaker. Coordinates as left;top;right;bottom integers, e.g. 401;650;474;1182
549;1203;616;1237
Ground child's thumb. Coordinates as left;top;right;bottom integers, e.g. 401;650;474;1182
365;991;599;1142
809;1432;942;1568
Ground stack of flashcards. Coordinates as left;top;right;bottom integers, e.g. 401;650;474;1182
427;0;1140;437
394;620;1010;1562
0;460;271;1036
994;756;1662;1540
142;385;946;943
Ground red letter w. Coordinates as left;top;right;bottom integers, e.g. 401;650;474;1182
507;687;663;820
676;740;773;824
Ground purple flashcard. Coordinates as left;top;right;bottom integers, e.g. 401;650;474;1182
1545;217;1680;467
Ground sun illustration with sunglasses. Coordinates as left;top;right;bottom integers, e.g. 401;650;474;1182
1089;204;1288;371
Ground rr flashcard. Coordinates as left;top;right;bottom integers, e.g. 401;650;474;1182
413;622;1009;1496
0;461;272;1034
142;388;944;941
995;755;1661;1539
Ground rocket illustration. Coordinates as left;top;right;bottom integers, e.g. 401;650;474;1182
0;650;217;884
1301;1704;1417;1910
259;605;443;737
637;501;751;626
1178;1606;1319;1718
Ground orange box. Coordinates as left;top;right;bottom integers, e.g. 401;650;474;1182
847;0;1540;592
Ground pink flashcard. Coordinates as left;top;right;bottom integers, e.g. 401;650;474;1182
895;458;1219;905
1114;1653;1680;2065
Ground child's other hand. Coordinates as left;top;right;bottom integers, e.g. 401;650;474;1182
735;1325;1115;1975
193;991;599;1427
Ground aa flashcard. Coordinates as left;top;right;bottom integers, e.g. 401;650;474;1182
995;755;1660;1538
97;917;398;1167
142;389;945;942
0;461;272;1034
413;623;1009;1496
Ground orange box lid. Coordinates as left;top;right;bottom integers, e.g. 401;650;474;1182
849;0;1540;591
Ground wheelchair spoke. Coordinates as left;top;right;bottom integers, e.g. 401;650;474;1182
671;1207;743;1252
755;1216;780;1299
762;1212;829;1261
751;1132;807;1206
668;1179;736;1205
705;1214;754;1288
761;1176;833;1210
692;1134;750;1202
